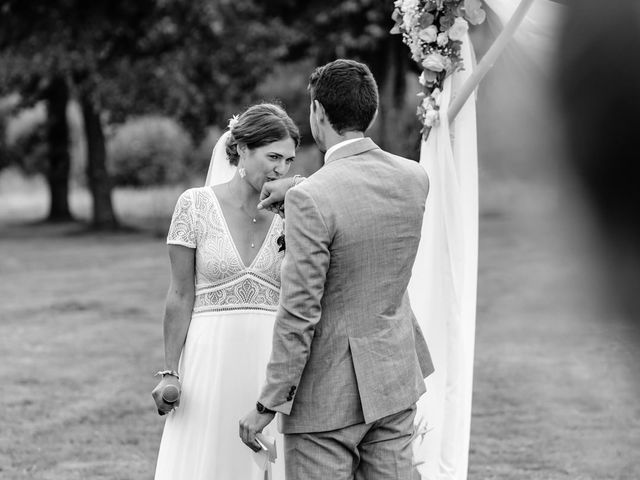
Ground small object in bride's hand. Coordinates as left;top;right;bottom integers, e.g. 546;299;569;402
152;373;181;416
162;384;180;405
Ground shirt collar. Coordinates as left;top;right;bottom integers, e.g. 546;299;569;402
323;138;363;164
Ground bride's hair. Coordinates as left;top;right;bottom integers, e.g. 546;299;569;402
225;103;300;166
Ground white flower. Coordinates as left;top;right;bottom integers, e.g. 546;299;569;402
425;108;440;128
447;17;469;41
403;12;418;30
421;69;439;84
227;115;239;130
422;52;447;72
402;0;420;10
410;41;423;63
437;32;449;47
464;0;487;25
418;71;428;86
418;25;439;43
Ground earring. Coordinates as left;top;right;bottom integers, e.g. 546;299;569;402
238;167;247;178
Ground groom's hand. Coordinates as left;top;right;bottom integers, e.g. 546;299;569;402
239;409;275;452
258;178;294;217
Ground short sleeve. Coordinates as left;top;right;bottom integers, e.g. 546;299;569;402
167;189;197;248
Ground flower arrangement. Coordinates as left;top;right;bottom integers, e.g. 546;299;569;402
391;0;486;136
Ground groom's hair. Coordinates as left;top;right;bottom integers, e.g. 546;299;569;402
308;59;378;134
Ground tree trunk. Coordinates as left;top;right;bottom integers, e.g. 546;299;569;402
80;95;118;230
381;40;422;159
44;76;73;222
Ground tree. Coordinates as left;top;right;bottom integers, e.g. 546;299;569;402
265;0;421;156
1;0;291;227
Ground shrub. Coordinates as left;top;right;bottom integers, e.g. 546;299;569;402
108;116;194;186
3;102;48;175
188;126;223;181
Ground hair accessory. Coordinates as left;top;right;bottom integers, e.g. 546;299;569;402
228;114;240;130
238;167;247;178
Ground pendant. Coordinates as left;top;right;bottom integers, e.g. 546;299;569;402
251;243;255;248
252;218;256;223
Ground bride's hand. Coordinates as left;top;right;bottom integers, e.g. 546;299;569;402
151;375;181;416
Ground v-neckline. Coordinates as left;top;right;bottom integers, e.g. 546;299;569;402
209;187;276;269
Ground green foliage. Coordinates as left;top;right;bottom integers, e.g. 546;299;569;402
0;0;294;140
107;116;193;186
0;0;423;178
188;126;223;180
262;0;421;153
0;99;11;170
255;60;316;147
265;0;400;66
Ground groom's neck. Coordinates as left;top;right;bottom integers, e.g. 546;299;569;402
323;130;365;152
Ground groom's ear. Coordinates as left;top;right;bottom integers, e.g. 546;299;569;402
367;108;379;130
314;100;326;122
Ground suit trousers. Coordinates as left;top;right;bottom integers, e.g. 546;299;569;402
283;405;418;480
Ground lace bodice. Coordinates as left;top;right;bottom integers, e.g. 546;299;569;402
167;187;284;313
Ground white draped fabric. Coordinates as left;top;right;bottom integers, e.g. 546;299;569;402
410;2;564;480
409;31;478;480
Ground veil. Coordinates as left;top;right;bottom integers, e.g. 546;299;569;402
204;131;237;187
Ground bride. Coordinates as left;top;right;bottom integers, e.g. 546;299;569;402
152;103;301;480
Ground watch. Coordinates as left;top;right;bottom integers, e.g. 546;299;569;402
256;401;275;414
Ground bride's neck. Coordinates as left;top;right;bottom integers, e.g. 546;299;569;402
227;175;260;209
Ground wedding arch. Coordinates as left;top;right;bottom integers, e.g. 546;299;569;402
396;1;564;479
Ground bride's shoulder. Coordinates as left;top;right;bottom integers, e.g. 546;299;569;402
183;186;214;196
174;186;215;208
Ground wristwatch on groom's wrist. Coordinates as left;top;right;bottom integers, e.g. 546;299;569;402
256;401;275;414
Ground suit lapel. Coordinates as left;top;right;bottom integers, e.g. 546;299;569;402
325;138;379;164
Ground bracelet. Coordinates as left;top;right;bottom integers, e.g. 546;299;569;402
155;370;180;380
290;174;305;188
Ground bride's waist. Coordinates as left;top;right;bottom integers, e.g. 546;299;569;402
194;278;280;313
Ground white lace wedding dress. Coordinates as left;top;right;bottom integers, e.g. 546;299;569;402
154;186;285;480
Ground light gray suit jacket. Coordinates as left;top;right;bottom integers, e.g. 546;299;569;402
259;138;434;434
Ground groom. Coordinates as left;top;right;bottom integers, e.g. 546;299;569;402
240;59;433;479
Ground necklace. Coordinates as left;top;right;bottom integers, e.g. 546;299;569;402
228;183;259;248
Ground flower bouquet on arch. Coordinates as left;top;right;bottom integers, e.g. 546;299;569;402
391;0;486;137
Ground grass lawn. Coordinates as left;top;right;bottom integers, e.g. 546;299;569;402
0;177;638;479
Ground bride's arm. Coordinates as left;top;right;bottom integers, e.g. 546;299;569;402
152;245;195;414
162;245;196;373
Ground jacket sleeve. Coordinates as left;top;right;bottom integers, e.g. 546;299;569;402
258;186;331;414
